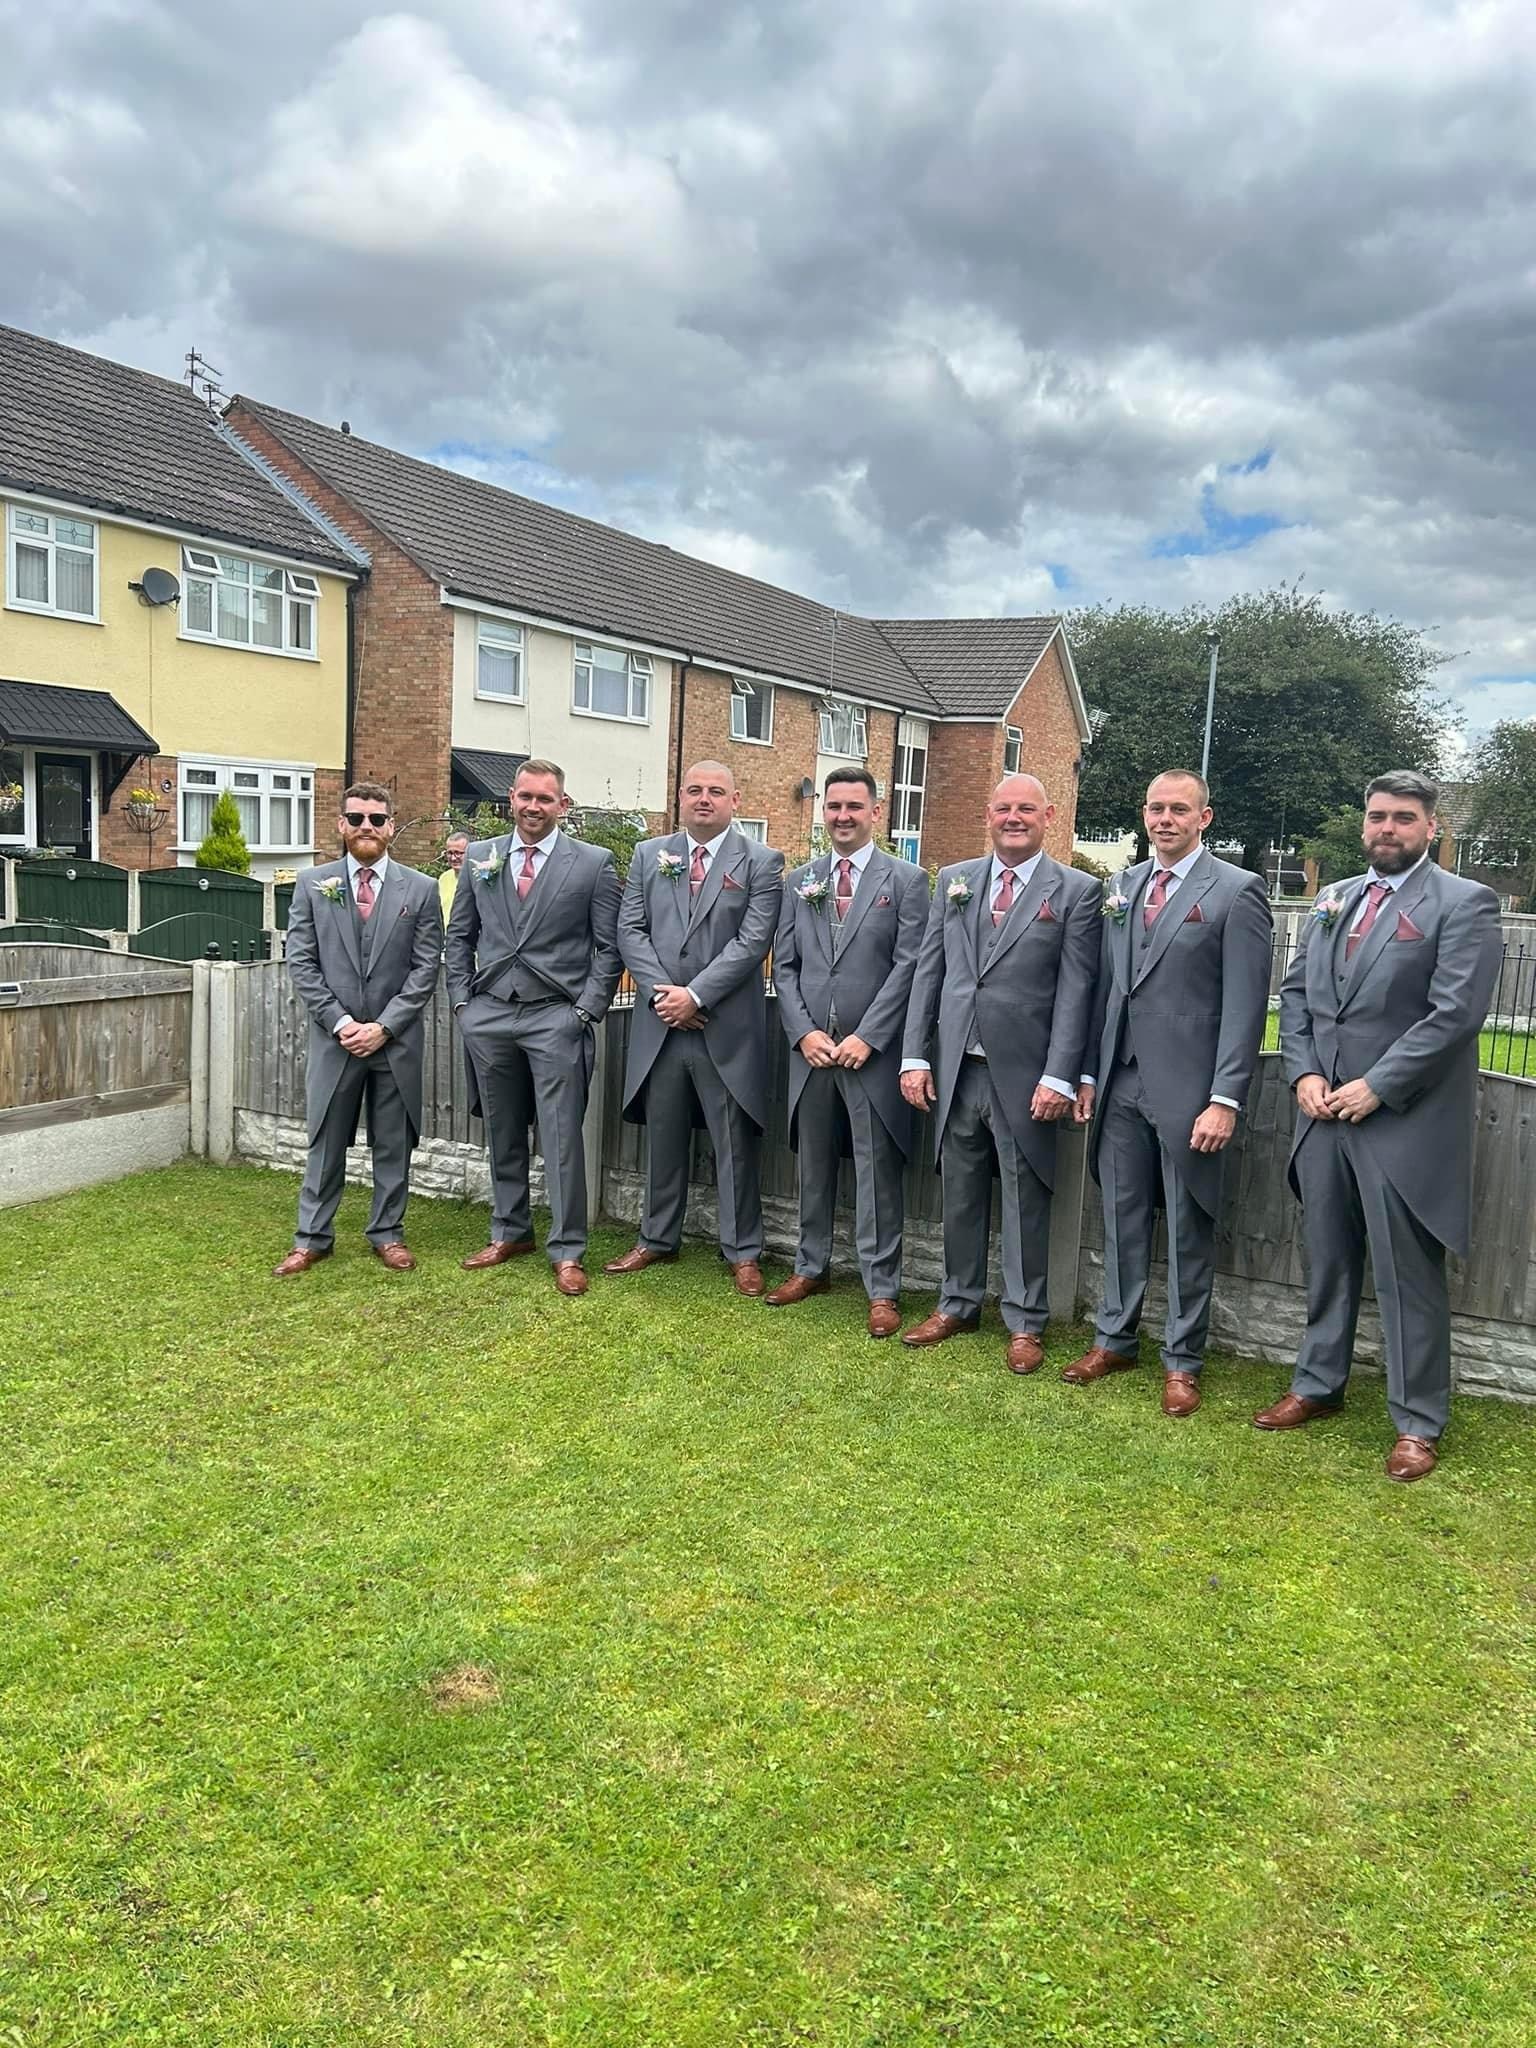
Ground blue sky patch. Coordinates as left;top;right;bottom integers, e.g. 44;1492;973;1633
1150;481;1287;558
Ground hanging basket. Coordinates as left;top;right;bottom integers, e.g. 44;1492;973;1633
125;801;169;834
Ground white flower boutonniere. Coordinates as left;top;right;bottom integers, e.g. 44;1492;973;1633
1102;887;1130;925
798;875;833;914
946;876;974;908
316;877;345;904
1312;891;1347;931
656;849;686;882
471;849;505;886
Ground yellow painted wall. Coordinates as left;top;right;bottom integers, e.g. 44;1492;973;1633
0;508;349;764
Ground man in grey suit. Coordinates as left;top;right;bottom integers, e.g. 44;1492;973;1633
446;758;623;1296
768;766;929;1337
607;760;784;1294
1066;769;1273;1416
1254;771;1501;1481
899;774;1101;1372
274;781;444;1276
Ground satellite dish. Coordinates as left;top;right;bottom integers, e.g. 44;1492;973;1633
135;567;181;607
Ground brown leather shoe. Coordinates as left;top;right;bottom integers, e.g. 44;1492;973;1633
1386;1435;1439;1482
1162;1370;1201;1417
1251;1391;1343;1430
272;1246;331;1278
553;1261;588;1297
731;1260;765;1297
1005;1331;1045;1375
900;1310;981;1348
603;1245;678;1274
462;1238;536;1270
372;1241;416;1272
764;1272;829;1307
1061;1345;1136;1384
867;1299;902;1339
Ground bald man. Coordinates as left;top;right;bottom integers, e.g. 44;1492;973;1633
900;775;1101;1371
608;761;785;1292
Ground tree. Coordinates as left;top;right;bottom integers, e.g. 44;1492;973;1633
195;790;251;875
1300;807;1365;887
1466;719;1536;906
1072;585;1451;872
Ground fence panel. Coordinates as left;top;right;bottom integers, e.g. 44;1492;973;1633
139;866;264;931
130;916;270;963
11;856;129;930
0;922;109;949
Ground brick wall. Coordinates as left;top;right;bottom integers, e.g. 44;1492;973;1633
921;636;1083;870
1007;636;1083;860
224;406;454;868
676;666;820;858
100;754;180;870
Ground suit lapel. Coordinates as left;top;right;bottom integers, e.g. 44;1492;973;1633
981;855;1056;977
836;848;887;952
687;829;740;934
334;861;363;975
1133;850;1215;988
1338;862;1432;1012
807;852;835;961
495;834;527;936
959;857;990;970
516;829;572;947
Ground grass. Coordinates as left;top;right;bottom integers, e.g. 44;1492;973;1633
2;1162;1535;2046
1260;1011;1536;1075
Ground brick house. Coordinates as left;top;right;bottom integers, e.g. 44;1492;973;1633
0;324;362;875
223;396;1090;870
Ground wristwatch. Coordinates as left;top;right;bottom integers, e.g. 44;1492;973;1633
575;1006;595;1028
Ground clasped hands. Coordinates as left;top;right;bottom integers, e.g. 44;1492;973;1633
1296;1073;1381;1123
338;1019;387;1057
800;1030;874;1071
653;983;705;1030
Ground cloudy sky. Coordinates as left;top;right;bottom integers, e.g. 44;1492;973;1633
3;0;1534;734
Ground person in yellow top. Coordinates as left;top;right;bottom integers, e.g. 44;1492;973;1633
438;831;469;922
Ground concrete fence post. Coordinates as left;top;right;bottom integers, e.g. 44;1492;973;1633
2;858;16;925
1048;1124;1088;1322
190;960;211;1156
206;961;238;1163
126;867;141;935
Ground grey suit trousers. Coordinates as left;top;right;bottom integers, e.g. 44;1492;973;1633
639;1030;762;1263
1094;1059;1218;1373
459;996;594;1263
794;1064;905;1300
939;1056;1049;1334
297;1049;412;1251
1290;1118;1451;1440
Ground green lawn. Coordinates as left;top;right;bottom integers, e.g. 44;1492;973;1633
2;1163;1535;2046
1260;1011;1535;1075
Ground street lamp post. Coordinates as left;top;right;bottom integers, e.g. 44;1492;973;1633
1200;632;1221;783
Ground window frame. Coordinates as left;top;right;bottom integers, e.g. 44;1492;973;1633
0;744;30;845
818;697;868;758
891;716;929;863
5;503;100;622
179;546;321;660
1003;726;1024;776
573;640;652;725
177;757;317;854
475;617;526;704
736;817;769;843
730;678;774;746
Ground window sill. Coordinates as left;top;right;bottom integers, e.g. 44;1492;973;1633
730;733;775;747
571;704;650;727
4;600;103;626
177;632;320;662
473;689;527;706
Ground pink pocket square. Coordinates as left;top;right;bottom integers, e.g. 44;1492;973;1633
1183;902;1206;925
1035;898;1057;922
876;895;892;907
722;873;743;891
1394;912;1424;941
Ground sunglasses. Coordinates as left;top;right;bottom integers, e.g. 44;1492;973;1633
343;810;391;828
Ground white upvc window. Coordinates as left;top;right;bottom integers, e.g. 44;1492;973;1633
1004;726;1023;775
476;618;524;701
730;678;774;744
891;717;929;861
737;817;769;843
180;547;319;657
819;697;867;757
574;641;651;723
180;759;314;851
7;504;98;619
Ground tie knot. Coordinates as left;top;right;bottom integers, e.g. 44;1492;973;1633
838;857;852;877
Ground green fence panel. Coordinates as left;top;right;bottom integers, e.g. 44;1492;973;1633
12;856;129;930
129;915;270;962
0;921;109;948
139;865;264;931
273;881;295;931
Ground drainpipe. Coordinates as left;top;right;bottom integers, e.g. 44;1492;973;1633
671;661;690;828
344;577;361;786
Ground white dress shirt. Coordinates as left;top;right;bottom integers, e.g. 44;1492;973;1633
510;830;556;883
1350;851;1429;927
333;851;393;1037
901;851;1073;1099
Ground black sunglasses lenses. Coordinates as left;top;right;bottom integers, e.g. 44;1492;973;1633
345;811;389;827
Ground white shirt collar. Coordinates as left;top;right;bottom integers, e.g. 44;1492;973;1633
990;849;1044;888
1151;843;1204;883
831;840;877;874
345;850;390;883
1366;851;1429;891
686;830;730;859
513;830;556;860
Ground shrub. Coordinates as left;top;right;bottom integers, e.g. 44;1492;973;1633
195;791;252;875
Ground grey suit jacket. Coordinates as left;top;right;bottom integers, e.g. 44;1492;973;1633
285;857;444;1144
1086;849;1273;1219
1279;861;1501;1254
617;827;784;1130
774;848;929;1155
901;852;1101;1189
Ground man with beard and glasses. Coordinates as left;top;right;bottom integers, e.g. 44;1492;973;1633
276;780;444;1275
1253;771;1501;1481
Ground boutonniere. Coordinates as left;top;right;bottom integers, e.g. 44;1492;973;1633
946;877;974;908
798;875;833;913
1312;891;1346;930
656;849;686;882
471;848;505;886
316;877;345;904
1102;887;1130;924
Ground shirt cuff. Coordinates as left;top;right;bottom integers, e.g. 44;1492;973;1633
901;1058;931;1073
334;1015;355;1036
1080;1074;1097;1088
1040;1074;1075;1101
1210;1095;1240;1111
685;984;703;1008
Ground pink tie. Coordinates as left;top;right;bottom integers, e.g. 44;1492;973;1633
1143;867;1172;930
355;867;376;920
1345;881;1391;962
835;857;854;920
517;846;537;901
992;865;1016;927
690;844;707;900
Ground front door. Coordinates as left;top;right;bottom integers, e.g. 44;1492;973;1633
35;753;93;856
